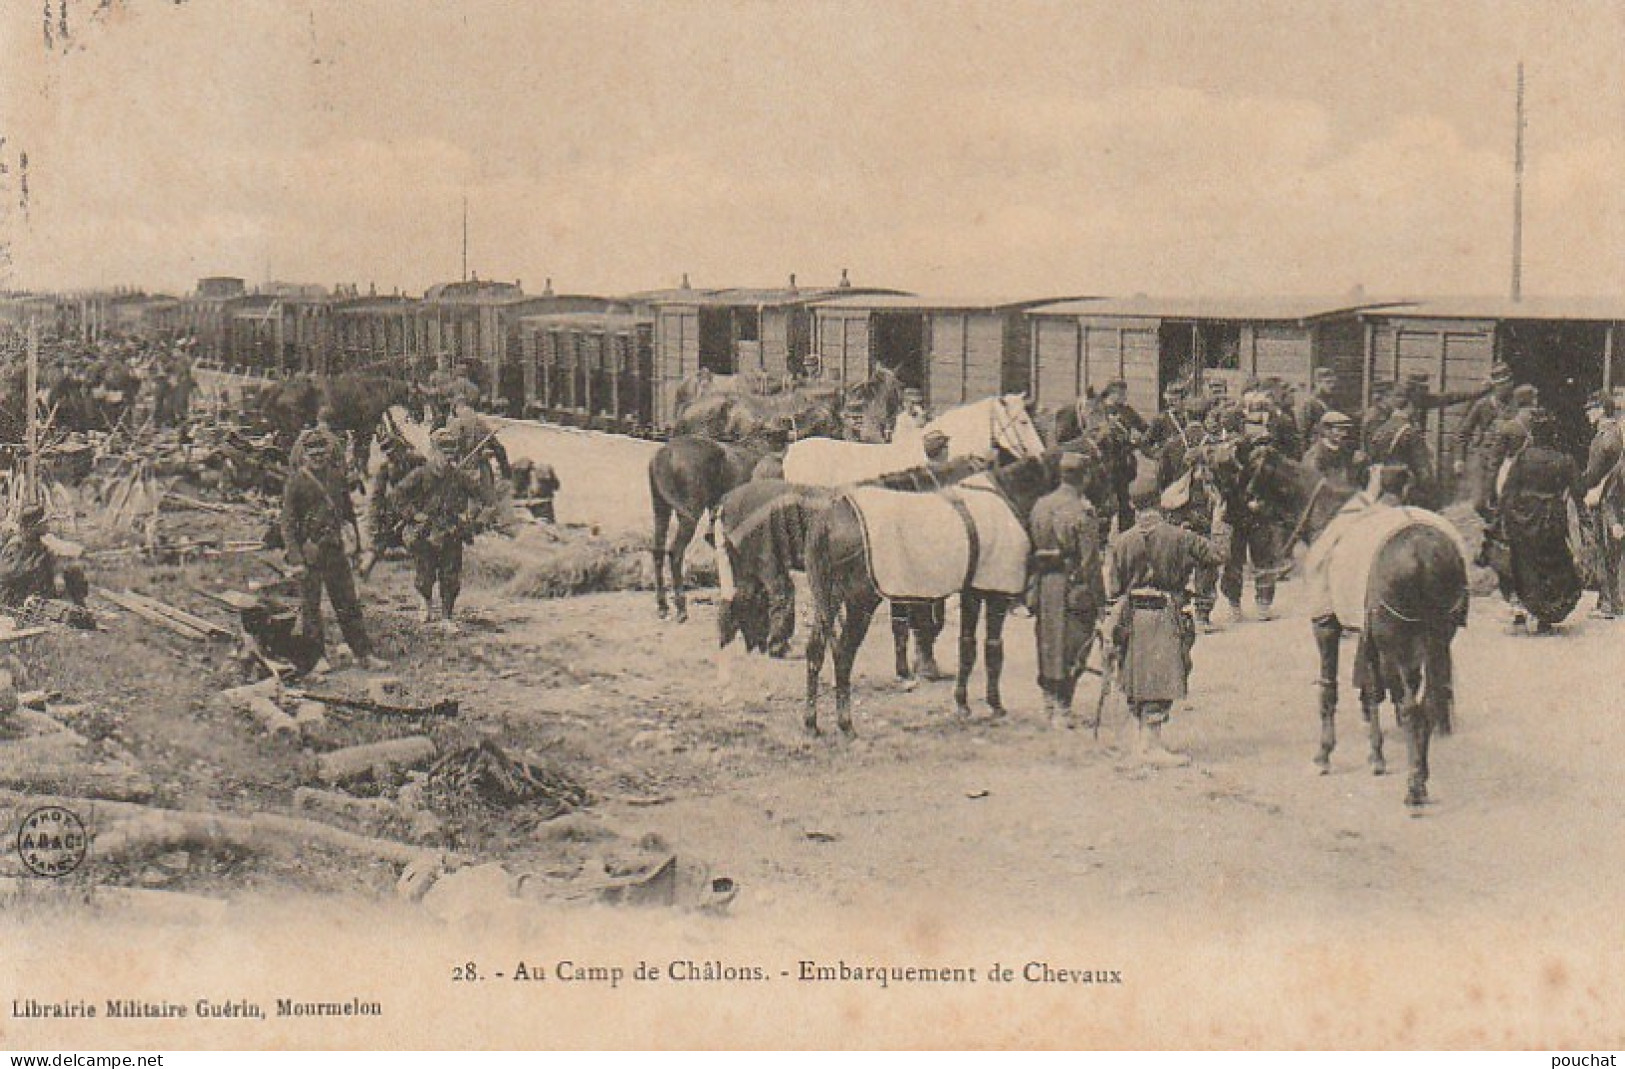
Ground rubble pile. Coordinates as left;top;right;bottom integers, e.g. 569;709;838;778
423;739;589;818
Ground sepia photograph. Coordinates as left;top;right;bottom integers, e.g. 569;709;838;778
1;0;1623;1050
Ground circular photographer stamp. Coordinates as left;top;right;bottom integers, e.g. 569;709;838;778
16;805;88;878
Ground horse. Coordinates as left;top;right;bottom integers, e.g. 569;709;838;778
671;386;844;442
842;365;906;443
648;433;779;622
717;454;994;661
801;455;1058;736
323;371;415;479
1243;450;1468;807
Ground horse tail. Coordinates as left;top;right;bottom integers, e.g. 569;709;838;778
648;453;673;554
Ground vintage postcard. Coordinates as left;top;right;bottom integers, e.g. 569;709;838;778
1;0;1623;1050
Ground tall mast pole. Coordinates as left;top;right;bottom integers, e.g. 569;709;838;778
1511;61;1526;302
25;315;39;504
461;195;469;283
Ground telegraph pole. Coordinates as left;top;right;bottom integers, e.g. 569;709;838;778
25;315;39;504
461;195;469;282
1511;61;1526;302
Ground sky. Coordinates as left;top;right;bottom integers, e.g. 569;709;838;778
1;0;1623;300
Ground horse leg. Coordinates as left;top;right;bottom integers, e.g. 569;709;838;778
1393;648;1429;806
983;595;1008;717
912;599;947;681
651;488;672;619
833;599;878;737
1312;615;1340;772
804;606;828;736
1429;629;1456;736
1355;631;1387;776
889;601;913;681
953;592;983;717
670;514;698;624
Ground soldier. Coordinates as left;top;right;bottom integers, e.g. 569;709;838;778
1482;383;1541;518
890;429;953;684
1497;409;1583;633
1302;411;1368;487
1140;382;1196;480
1029;451;1106;729
446;399;512;490
1456;362;1517;512
396;428;486;630
1400;370;1492;430
1580;391;1625;619
1296;367;1341;457
362;431;424;576
1214;408;1282;622
1107;492;1226;765
511;457;563;522
1361;380;1396;456
280;432;386;670
1366;389;1439;508
1088;379;1148;534
0;505;89;610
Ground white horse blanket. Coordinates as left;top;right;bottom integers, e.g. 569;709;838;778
845;473;1030;599
783;395;1043;488
1302;500;1469;627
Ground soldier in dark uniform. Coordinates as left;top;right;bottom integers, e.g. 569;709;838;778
395;428;485;630
1107;494;1225;765
1581;390;1625;618
1481;383;1540;519
0;505;89;610
1140;382;1197;480
1214;405;1282;621
511;458;562;522
1361;380;1396;456
1456;362;1517;511
1301;411;1367;488
362;431;424;576
1496;409;1583;633
1366;389;1439;509
280;432;386;670
890;428;955;684
1028;452;1107;729
1087;379;1147;535
1296;367;1340;458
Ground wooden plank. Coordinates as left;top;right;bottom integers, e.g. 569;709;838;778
122;590;232;638
99;590;208;641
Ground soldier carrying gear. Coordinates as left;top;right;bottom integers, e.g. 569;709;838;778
1581;390;1625;618
510;457;562;523
1028;451;1107;729
280;432;386;670
1296;367;1341;457
363;432;425;575
1457;362;1519;514
395;427;486;630
1106;491;1226;765
1303;410;1367;487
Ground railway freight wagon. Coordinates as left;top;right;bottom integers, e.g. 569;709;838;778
646;276;903;428
1357;298;1625;484
1026;297;1392;418
519;311;655;433
809;294;1081;411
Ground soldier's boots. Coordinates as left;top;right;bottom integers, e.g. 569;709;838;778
418;598;435;624
1137;721;1191;768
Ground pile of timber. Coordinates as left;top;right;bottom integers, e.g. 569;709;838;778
98;589;232;641
424;739;589;818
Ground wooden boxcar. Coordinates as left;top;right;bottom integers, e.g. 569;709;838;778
1358;297;1625;477
808;294;1083;411
1027;297;1396;417
520;311;655;433
646;277;904;428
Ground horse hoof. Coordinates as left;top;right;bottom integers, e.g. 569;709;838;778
954;702;972;719
1314;757;1330;775
803;721;822;738
1404;788;1428;807
987;703;1007;719
1371;760;1387;777
657;606;670;620
838;723;857;739
675;609;689;624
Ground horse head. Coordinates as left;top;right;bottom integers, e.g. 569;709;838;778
991;394;1048;460
1245;446;1358;547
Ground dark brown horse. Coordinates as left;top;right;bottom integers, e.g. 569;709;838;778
716;455;993;660
801;455;1057;736
1245;451;1467;807
649;434;777;622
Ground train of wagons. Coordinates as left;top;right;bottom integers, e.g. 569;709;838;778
5;273;1625;482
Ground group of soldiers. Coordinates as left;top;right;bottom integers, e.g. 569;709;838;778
1017;358;1615;765
277;398;559;673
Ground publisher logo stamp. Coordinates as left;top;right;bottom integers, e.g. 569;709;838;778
16;805;88;877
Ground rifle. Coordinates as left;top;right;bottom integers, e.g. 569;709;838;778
1088;616;1119;740
288;689;459;719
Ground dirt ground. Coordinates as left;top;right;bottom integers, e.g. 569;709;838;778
5;404;1625;1046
